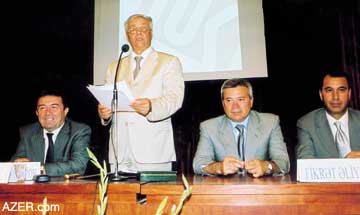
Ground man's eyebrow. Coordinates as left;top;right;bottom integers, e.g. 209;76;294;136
37;103;61;107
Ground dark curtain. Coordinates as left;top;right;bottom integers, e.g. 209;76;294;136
339;7;360;109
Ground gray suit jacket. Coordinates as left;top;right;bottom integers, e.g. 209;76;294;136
193;111;290;175
296;108;360;159
11;118;91;176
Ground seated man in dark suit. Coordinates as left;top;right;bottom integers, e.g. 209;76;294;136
296;71;360;159
11;89;91;176
193;78;290;177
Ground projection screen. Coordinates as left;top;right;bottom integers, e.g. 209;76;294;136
94;0;267;84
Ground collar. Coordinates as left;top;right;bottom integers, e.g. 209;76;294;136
325;109;349;127
228;115;250;129
42;121;66;142
131;46;152;61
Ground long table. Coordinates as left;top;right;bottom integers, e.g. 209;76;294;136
0;174;359;214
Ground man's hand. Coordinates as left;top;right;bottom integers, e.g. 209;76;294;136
130;98;152;116
345;151;360;158
14;158;31;162
98;104;112;120
204;156;244;175
244;160;268;178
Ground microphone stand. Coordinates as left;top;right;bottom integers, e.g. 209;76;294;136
110;86;125;181
110;44;129;182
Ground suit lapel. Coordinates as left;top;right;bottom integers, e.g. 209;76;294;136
218;116;238;157
118;57;132;84
348;109;360;150
133;49;158;85
31;128;46;163
54;120;70;160
245;111;261;160
316;110;338;156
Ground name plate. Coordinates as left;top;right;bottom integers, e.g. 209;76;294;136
0;162;41;183
297;159;360;182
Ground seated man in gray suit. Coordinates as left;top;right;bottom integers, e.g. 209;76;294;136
296;71;360;159
193;79;290;177
12;89;91;176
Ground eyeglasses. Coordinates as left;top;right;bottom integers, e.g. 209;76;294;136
127;26;151;34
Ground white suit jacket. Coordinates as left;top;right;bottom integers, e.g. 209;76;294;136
105;48;184;164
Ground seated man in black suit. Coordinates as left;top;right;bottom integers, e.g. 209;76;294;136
11;89;91;176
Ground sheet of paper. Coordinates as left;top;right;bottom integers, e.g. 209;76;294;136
87;81;135;112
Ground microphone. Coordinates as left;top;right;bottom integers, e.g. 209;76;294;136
113;44;130;90
110;44;129;182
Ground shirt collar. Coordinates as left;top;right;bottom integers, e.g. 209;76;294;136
131;46;152;61
42;121;65;142
325;109;349;126
228;115;250;129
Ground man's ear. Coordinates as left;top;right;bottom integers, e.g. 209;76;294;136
319;90;323;101
64;107;69;116
348;89;352;100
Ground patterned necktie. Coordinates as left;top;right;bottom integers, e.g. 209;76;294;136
235;124;245;161
45;133;54;163
133;56;142;79
334;121;351;158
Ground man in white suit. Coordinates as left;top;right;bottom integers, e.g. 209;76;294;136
98;14;184;172
193;79;290;177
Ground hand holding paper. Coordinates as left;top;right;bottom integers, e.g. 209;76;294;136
87;81;135;112
130;98;152;116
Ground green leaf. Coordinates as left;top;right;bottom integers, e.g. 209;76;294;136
155;196;168;215
182;174;189;190
87;147;109;215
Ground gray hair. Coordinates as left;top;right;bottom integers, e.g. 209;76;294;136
220;78;253;100
124;14;153;31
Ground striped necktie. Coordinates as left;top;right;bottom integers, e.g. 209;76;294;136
235;124;245;161
334;121;351;158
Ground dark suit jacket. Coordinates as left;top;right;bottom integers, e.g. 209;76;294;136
193;111;290;175
296;108;360;158
11;118;91;176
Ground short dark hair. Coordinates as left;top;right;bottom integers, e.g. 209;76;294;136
220;78;253;100
319;71;351;90
37;89;68;108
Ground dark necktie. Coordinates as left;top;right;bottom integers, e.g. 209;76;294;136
45;133;54;163
133;56;142;79
235;124;245;161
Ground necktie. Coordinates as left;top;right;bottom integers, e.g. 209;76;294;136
45;133;54;163
334;121;351;158
235;124;245;161
133;56;142;79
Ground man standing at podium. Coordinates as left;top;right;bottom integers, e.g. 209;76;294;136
296;71;360;159
11;89;91;176
98;14;184;172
